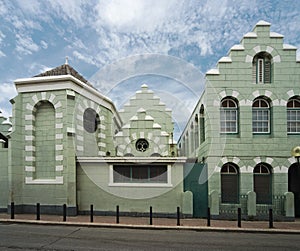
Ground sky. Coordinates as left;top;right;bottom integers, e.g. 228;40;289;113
1;0;300;139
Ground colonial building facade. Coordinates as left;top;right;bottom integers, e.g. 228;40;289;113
0;63;192;217
178;21;299;219
0;21;298;220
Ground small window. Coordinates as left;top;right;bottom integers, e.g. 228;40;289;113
83;108;99;133
194;114;199;149
220;98;238;133
287;98;300;134
200;105;205;143
135;139;149;152
254;163;272;204
221;163;239;203
252;98;270;133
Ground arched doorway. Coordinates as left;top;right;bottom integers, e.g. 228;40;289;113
288;163;300;217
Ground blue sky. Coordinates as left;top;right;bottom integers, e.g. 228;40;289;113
1;0;300;139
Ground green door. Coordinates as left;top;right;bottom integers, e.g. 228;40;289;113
184;163;208;218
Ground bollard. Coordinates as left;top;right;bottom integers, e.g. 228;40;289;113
116;205;119;224
207;207;211;227
150;206;153;225
10;202;14;220
90;204;94;223
269;208;273;228
36;203;40;220
177;207;180;226
63;204;67;222
237;208;241;228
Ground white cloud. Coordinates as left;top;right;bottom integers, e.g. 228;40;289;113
96;0;177;32
15;0;43;16
0;83;17;103
40;40;48;49
47;0;88;25
73;51;97;66
0;51;6;57
15;34;40;55
28;63;52;76
0;31;5;43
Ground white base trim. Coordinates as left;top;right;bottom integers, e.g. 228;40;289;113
25;176;63;184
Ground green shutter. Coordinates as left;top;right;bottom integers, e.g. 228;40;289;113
264;61;271;83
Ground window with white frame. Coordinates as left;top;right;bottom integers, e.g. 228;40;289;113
220;98;238;133
113;165;168;183
252;98;270;133
287;98;300;134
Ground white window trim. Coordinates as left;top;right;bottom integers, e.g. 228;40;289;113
252;108;270;134
108;164;173;188
287;100;300;134
220;99;238;134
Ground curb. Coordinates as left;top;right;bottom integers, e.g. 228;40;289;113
1;219;300;235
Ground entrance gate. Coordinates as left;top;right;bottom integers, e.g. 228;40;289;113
184;163;208;218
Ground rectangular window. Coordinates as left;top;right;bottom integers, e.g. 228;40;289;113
287;110;300;133
220;110;237;133
252;110;270;133
113;165;168;183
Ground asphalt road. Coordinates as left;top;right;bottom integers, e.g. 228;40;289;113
0;223;299;251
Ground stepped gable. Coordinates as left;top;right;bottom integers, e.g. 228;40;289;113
34;62;93;87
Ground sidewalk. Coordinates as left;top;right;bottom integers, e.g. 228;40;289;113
1;213;300;234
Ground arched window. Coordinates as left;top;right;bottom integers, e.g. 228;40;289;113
190;123;194;152
220;98;238;133
287;97;300;134
252;98;270;133
194;114;199;149
200;105;205;143
254;163;272;204
221;163;239;203
185;131;189;156
252;52;272;84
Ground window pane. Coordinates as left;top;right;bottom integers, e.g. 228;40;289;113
113;165;168;183
254;175;272;204
287;108;300;133
253;108;269;133
113;166;131;183
220;109;237;133
132;166;148;182
150;166;167;183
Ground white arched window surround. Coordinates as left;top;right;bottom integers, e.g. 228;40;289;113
220;98;238;133
287;97;300;134
252;98;271;134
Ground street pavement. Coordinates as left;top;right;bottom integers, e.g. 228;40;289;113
1;213;300;234
0;224;300;251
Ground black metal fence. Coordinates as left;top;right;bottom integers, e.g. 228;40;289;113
9;202;274;228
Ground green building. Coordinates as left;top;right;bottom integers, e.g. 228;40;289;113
0;21;298;220
178;21;299;220
0;63;191;217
